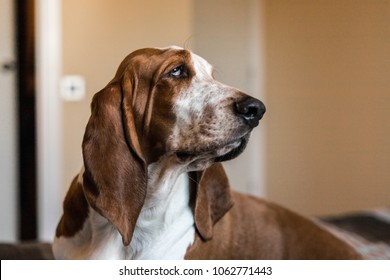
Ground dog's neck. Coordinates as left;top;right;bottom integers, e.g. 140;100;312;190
126;157;195;259
55;158;195;260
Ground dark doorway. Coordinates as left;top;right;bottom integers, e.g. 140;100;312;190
16;0;37;240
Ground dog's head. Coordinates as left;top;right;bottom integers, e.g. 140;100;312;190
163;49;265;169
81;47;265;245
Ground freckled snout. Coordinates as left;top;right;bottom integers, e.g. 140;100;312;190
234;97;266;128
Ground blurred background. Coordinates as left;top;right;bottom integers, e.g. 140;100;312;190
1;0;389;242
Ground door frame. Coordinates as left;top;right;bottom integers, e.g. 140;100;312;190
35;0;63;241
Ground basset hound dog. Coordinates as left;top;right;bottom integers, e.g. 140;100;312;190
53;46;362;260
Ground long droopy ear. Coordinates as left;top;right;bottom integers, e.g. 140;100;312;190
82;79;146;246
191;163;234;241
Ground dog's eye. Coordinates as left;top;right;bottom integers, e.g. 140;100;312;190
168;65;187;78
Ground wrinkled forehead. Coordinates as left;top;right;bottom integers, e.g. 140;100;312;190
159;46;214;77
116;46;214;80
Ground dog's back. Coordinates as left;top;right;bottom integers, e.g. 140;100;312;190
186;192;362;259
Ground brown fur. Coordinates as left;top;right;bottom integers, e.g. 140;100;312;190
185;164;362;259
56;177;89;237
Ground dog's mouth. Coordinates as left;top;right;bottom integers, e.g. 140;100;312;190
214;134;249;162
175;133;250;164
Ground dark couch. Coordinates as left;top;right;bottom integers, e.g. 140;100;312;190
0;243;54;260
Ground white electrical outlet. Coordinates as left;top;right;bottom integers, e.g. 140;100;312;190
60;75;86;101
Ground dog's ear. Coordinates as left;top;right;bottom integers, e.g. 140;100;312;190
191;163;234;240
82;76;146;246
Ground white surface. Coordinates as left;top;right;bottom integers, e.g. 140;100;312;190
60;75;86;101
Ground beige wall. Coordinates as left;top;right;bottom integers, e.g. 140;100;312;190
264;0;390;215
0;0;17;241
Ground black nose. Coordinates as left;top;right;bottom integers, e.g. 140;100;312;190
235;97;266;128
